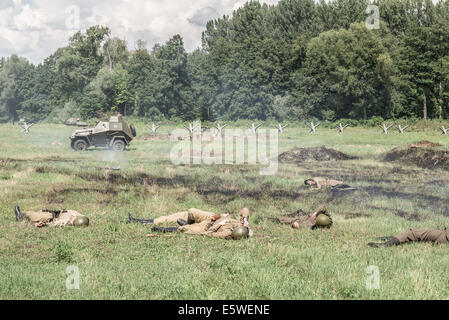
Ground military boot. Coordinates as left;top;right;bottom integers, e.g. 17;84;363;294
368;237;400;248
14;206;26;221
127;213;154;225
375;236;395;242
152;226;178;233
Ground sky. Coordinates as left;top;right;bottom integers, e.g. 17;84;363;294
0;0;280;64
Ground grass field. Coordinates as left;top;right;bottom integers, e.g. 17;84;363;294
1;122;449;299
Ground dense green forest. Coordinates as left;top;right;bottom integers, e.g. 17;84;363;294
1;0;449;123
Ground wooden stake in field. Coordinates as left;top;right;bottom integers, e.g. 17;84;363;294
250;123;262;134
214;122;227;137
380;123;393;134
277;123;288;134
147;123;160;133
307;122;320;134
19;122;34;133
397;125;408;134
440;126;449;135
337;123;349;133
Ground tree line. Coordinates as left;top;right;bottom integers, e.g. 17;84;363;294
1;0;449;124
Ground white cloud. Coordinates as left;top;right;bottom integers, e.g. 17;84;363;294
0;0;280;64
13;4;46;30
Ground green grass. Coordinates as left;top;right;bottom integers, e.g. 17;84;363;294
1;123;449;299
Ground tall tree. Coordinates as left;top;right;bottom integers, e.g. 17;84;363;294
0;55;32;122
291;22;398;120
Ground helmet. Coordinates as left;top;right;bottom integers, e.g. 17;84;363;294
315;214;331;228
73;216;89;227
231;226;249;240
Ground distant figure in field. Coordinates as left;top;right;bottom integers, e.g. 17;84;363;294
304;177;355;191
258;205;333;230
368;228;449;248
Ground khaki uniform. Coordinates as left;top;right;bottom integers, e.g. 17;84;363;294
156;208;250;239
394;228;449;244
309;177;343;190
154;211;189;225
277;205;332;229
25;210;84;227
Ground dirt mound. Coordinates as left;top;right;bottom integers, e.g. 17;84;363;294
384;141;449;169
139;133;170;141
278;146;357;163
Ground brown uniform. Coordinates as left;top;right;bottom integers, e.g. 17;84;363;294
154;211;190;225
394;228;449;244
25;210;84;227
308;177;343;190
277;205;332;229
156;208;251;239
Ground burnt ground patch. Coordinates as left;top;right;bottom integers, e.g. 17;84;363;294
344;212;371;219
0;157;77;171
0;157;76;164
358;186;449;216
278;146;357;164
327;184;449;219
389;166;421;175
428;180;449;187
45;186;119;204
360;186;445;204
409;140;442;148
32;164;449;216
384;141;449;170
34;165;307;202
366;205;422;221
195;187;307;203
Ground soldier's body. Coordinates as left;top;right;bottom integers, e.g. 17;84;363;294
304;177;343;190
304;177;356;191
259;205;332;229
369;228;449;247
14;206;89;227
128;208;252;240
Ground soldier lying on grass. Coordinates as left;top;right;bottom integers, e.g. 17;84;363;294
258;205;332;229
369;228;449;247
128;207;252;240
304;177;356;191
14;206;89;227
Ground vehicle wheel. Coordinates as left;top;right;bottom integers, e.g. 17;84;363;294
73;139;88;151
130;124;137;137
112;139;126;151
